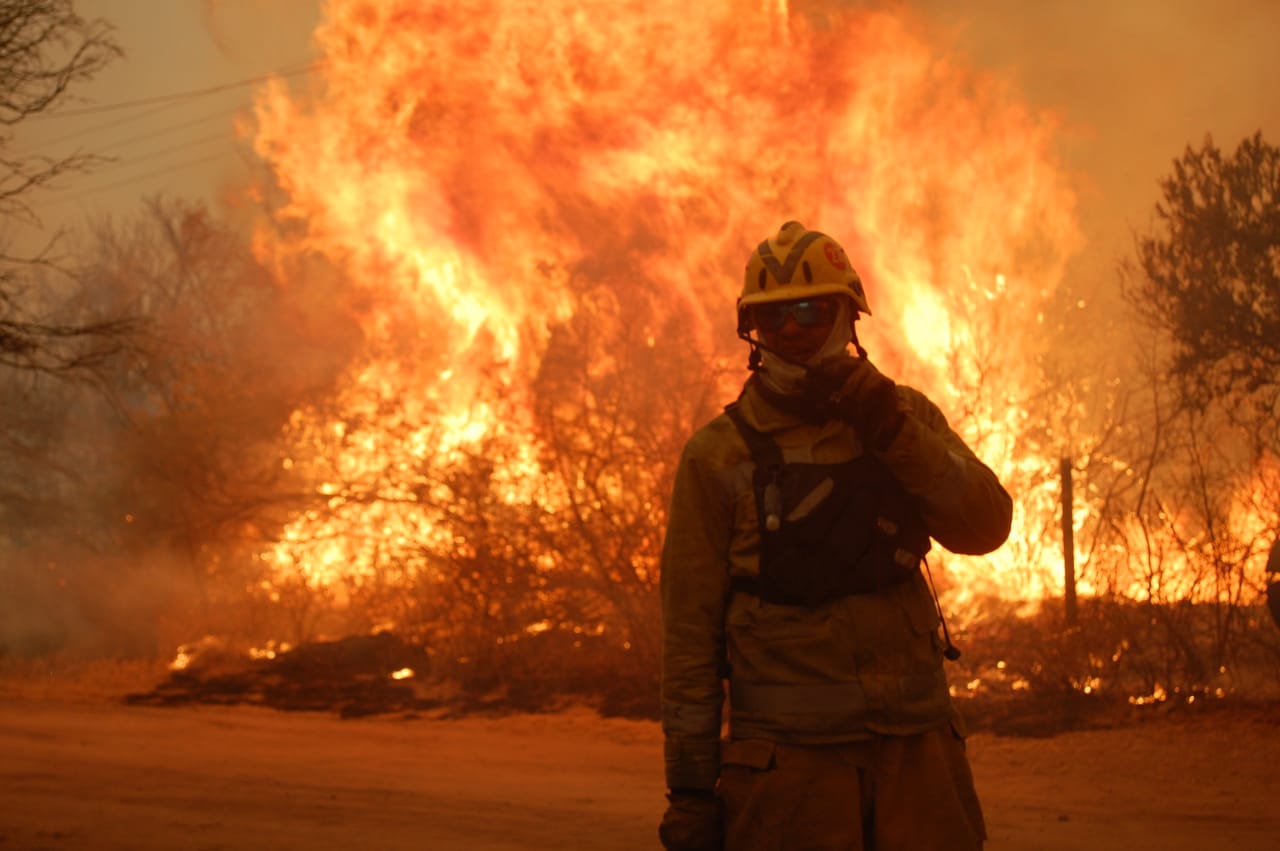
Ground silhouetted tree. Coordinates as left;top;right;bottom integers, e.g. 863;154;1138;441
1124;132;1280;414
0;0;127;376
1098;132;1280;697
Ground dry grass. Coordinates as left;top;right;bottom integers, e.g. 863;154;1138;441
0;655;170;703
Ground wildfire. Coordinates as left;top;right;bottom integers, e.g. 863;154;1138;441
246;0;1087;622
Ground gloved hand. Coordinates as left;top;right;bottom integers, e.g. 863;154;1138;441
803;354;905;449
658;789;722;851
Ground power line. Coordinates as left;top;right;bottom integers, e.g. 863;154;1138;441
100;129;235;167
12;59;324;222
93;112;236;157
33;149;244;209
31;102;231;151
25;127;250;209
15;59;323;215
28;61;321;121
43;132;250;198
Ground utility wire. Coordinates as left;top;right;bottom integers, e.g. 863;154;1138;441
30;127;247;204
17;114;251;216
30;130;262;211
99;130;234;167
27;61;321;121
41;132;249;199
16;59;320;214
32;102;233;151
19;59;310;149
34;149;243;208
93;113;237;157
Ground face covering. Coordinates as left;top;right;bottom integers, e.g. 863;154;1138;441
756;298;853;396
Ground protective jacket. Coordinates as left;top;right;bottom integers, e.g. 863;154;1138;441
660;377;1012;792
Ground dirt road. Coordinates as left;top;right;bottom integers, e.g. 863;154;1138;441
1;697;1276;850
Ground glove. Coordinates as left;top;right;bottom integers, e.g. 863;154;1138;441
803;354;905;449
658;789;722;851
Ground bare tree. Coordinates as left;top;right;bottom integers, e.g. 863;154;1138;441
0;0;127;376
78;197;359;580
528;284;722;687
0;197;361;657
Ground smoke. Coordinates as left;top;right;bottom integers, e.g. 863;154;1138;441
892;0;1280;297
0;365;190;659
0;546;198;658
200;0;320;64
0;199;362;660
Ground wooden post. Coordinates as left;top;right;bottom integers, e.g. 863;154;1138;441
1061;456;1077;626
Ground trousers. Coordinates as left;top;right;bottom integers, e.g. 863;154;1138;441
719;721;985;850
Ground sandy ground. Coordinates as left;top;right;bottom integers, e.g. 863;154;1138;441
1;671;1278;850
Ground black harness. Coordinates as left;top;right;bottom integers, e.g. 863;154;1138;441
724;401;931;607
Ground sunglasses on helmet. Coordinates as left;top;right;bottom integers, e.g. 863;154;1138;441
751;298;838;332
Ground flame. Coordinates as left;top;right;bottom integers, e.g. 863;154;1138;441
244;1;1092;620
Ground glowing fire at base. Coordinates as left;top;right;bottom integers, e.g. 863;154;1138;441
245;0;1091;626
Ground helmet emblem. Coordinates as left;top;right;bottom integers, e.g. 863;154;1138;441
823;241;848;270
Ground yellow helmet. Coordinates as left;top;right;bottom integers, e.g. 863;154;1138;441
738;221;870;333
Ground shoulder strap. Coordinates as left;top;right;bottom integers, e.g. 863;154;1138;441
724;401;779;602
723;401;783;468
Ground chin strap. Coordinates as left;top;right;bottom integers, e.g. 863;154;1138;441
738;329;795;373
850;322;869;361
744;335;764;373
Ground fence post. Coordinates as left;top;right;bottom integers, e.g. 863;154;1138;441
1061;455;1078;627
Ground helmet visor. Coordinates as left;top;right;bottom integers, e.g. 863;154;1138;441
750;297;839;332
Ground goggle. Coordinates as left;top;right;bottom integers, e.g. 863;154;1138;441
750;298;838;332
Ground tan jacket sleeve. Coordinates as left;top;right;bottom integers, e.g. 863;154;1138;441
659;424;735;791
877;386;1013;555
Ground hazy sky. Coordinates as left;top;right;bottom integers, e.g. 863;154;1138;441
11;0;320;246
10;0;1280;285
907;0;1280;276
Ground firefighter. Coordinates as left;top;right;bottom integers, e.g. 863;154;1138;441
658;222;1013;850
